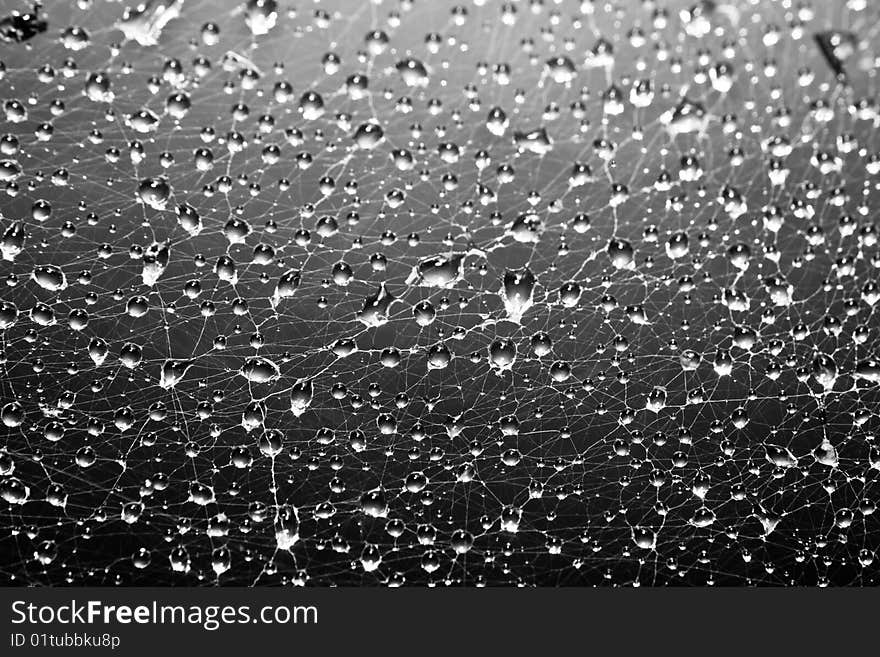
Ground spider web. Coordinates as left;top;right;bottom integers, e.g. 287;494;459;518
0;0;879;586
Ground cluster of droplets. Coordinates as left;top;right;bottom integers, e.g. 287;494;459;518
0;0;879;586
